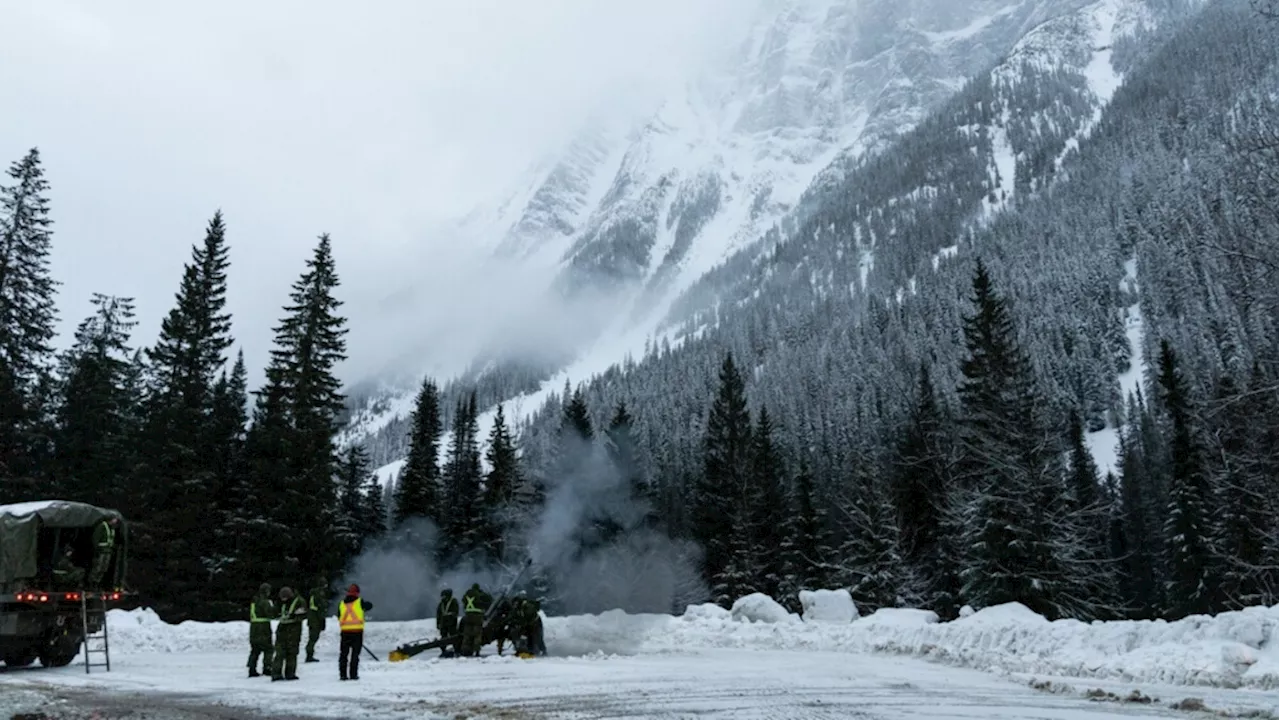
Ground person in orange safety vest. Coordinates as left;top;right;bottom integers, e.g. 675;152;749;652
337;583;373;681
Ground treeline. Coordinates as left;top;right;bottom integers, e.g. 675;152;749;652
0;148;358;621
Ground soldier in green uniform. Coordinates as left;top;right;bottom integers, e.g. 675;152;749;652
459;582;491;657
304;578;326;663
271;586;307;681
436;588;459;656
52;546;84;589
87;516;119;588
511;594;546;657
247;582;275;677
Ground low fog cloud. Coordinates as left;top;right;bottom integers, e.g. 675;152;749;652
0;0;748;391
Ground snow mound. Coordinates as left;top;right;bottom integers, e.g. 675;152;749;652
544;608;671;656
729;593;799;624
798;588;857;624
859;608;939;627
682;603;731;621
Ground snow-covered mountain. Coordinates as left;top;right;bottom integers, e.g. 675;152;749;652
342;0;1171;476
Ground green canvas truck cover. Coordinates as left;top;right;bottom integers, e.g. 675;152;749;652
0;500;125;586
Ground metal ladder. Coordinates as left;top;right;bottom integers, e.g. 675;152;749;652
80;592;111;673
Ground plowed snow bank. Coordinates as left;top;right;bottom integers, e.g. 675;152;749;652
102;597;1278;690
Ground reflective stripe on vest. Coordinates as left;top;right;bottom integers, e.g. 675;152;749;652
464;595;482;613
310;593;320;612
438;597;458;615
98;521;114;548
339;600;365;632
281;596;303;622
250;601;270;623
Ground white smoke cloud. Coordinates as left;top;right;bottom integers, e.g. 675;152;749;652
338;431;708;629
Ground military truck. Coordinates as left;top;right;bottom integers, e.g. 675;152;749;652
0;500;129;668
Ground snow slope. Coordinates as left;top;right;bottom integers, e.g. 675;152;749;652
342;0;1086;457
1087;256;1146;478
6;599;1276;719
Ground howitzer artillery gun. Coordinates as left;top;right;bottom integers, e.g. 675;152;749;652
389;558;540;661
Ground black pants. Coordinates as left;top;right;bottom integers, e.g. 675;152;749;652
339;631;362;679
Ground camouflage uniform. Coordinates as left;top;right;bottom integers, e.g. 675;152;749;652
247;583;275;677
436;589;459;656
458;583;491;656
52;549;84;590
513;597;546;657
271;587;307;680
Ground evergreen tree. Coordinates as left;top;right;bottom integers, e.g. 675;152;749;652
748;406;788;599
1156;340;1217;618
955;260;1080;619
442;392;482;563
890;363;960;617
0;147;59;501
336;444;371;557
837;443;910;613
362;470;388;540
1115;394;1160;617
393;377;442;527
778;459;832;611
1206;371;1270;607
1066;409;1120;617
479;402;520;561
696;352;753;606
52;293;138;508
248;233;348;587
131;212;236;618
207;351;250;608
605;401;650;512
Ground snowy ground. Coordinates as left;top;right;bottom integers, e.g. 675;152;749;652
2;598;1276;719
1;646;1247;720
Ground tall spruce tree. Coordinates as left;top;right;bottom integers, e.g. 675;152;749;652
748;406;788;599
1115;394;1160;617
249;233;348;587
479;403;520;561
362;470;388;540
393;377;443;528
605;401;651;513
53;293;138;508
208;351;251;612
837;441;911;613
336;444;371;557
778;459;832;611
955;260;1081;619
442;392;482;563
890;363;960;616
1156;340;1217;618
0;147;58;501
696;352;753;606
1065;409;1120;617
132;212;236;618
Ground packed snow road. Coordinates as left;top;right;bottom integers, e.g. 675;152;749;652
0;647;1245;720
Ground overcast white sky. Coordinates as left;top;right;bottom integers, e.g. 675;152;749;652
0;0;742;388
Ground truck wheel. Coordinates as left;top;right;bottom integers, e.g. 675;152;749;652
3;649;38;667
38;646;78;668
38;630;82;667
